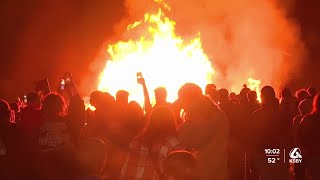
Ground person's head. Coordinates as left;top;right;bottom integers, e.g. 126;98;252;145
178;83;203;112
229;92;237;100
164;150;196;180
126;101;144;120
307;87;317;98
261;86;278;105
141;106;176;144
77;138;107;176
247;91;258;103
298;99;313;116
312;93;320;115
295;89;309;102
42;93;66;118
179;84;216;121
231;98;240;104
218;88;229;103
103;92;115;106
205;84;216;94
90;91;105;108
125;101;145;138
205;84;218;103
240;85;250;103
154;87;167;105
27;92;41;109
116;90;129;106
0;100;13;126
281;88;293;99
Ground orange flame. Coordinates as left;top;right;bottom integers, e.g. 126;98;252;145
84;97;96;111
97;8;214;106
247;78;261;102
88;1;263;109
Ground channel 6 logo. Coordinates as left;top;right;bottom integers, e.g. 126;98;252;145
289;147;302;163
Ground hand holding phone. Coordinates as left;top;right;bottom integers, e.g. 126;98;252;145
137;72;145;84
23;95;28;103
62;72;78;96
60;79;65;90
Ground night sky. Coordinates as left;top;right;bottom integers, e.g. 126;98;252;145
0;0;126;100
0;0;319;101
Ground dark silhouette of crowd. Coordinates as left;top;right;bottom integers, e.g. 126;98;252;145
0;72;319;180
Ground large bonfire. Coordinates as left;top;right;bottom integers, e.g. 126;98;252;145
96;0;260;106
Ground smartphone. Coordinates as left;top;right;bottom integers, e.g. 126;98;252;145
23;95;27;103
60;79;65;90
137;72;143;83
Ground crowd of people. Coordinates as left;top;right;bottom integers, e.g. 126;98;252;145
0;73;319;180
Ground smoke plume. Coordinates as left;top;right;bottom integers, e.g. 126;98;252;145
115;0;306;94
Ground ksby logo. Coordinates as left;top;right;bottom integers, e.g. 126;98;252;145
289;148;302;163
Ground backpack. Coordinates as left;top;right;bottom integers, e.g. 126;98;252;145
120;137;180;180
150;137;181;180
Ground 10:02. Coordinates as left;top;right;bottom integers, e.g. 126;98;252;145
264;149;280;155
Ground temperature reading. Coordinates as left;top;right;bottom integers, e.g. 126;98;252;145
265;148;282;164
268;158;276;164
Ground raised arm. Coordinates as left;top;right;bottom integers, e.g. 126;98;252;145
139;77;152;114
142;79;152;114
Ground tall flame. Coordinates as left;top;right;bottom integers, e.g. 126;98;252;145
247;78;261;102
97;9;214;105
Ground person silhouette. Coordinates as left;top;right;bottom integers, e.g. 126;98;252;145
218;88;246;180
154;87;169;107
89;91;106;110
178;83;229;180
298;93;320;180
247;91;261;114
86;91;115;142
38;93;77;180
205;84;218;104
250;86;289;180
292;99;312;180
239;84;250;106
307;87;317;99
116;90;129;107
0;99;19;179
120;106;180;180
229;92;237;100
295;89;310;102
